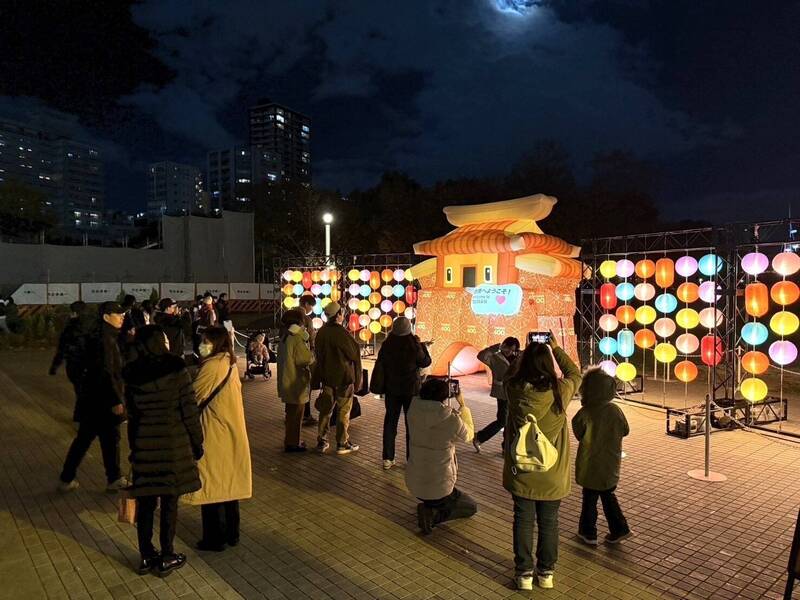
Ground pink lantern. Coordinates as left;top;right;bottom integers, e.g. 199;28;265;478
616;259;635;278
698;281;718;304
675;333;699;354
599;314;619;332
598;360;617;376
699;307;724;329
654;318;676;338
741;252;769;276
634;283;656;302
380;299;393;312
675;256;698;278
348;283;361;296
773;251;800;276
769;340;798;366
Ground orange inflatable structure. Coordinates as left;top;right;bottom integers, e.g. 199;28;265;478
412;194;582;376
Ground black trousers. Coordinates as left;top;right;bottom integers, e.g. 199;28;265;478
578;487;629;539
200;501;240;545
136;495;179;557
60;416;121;484
422;488;478;524
382;394;412;461
476;398;507;444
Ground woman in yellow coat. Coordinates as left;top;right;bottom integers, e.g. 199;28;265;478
184;327;252;552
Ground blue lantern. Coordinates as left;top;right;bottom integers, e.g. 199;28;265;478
359;284;371;297
617;329;635;358
615;282;635;302
655;293;678;314
741;322;769;346
293;283;304;296
599;337;618;356
321;283;332;296
393;284;405;298
698;254;723;276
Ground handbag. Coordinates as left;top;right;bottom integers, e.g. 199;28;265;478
199;366;234;413
354;368;369;397
330;395;362;426
510;413;558;474
117;486;137;525
369;360;385;395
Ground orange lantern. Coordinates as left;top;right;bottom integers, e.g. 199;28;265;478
700;335;724;366
302;271;313;289
347;314;360;332
616;305;635;325
368;292;382;305
771;281;800;306
745;282;769;318
330;287;341;302
600;283;617;310
369;271;381;290
634;328;656;349
358;329;372;342
379;314;393;328
674;360;698;383
311;270;322;282
635;259;656;279
381;269;394;282
655;258;675;288
676;282;699;304
282;283;294;296
742;351;769;375
393;300;406;314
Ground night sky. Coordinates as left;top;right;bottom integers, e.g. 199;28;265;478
1;1;799;223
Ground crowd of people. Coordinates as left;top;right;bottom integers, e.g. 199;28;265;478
50;292;632;591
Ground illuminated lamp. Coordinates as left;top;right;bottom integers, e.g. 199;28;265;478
741;378;768;402
330;270;339;283
741;322;769;346
634;305;656;325
358;284;370;297
369;292;382;305
616;362;637;382
698;281;718;304
676;282;700;303
381;285;393;297
283;297;296;309
368;307;381;320
617;330;635;358
634;283;656;302
598;360;617;376
321;283;332;296
347;314;360;332
634;328;656;349
405;269;413;282
358;314;370;327
700;335;724;366
320;269;331;282
357;299;371;313
654;318;676;338
283;270;293;282
391;284;404;298
655;258;675;288
330;288;341;302
770;311;800;336
675;333;699;354
381;300;393;312
654;293;678;314
312;317;323;330
698;254;723;276
741;252;769;276
359;329;372;342
393;269;405;282
321;297;331;308
282;283;294;296
676;308;700;329
347;298;359;311
369;320;382;334
675;256;698;278
600;284;617;309
370;271;381;290
599;260;617;279
745;283;769;317
771;281;800;306
769;340;798;366
311;270;322;283
616;259;635;278
302;272;313;289
654;343;677;363
635;259;655;279
674;360;698;383
293;283;304;296
379;314;393;328
311;283;322;295
616;282;635;301
381;269;394;282
699;307;723;329
773;251;800;276
599;314;619;332
291;270;303;283
393;300;406;314
405;286;418;305
598;337;618;356
616;305;636;325
348;283;361;296
742;350;769;374
404;307;416;319
312;303;323;316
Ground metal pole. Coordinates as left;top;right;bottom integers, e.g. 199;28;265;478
325;223;331;265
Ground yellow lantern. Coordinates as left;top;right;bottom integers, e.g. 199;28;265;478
741;378;768;402
357;299;371;313
599;260;617;279
654;342;677;363
369;320;382;334
282;297;296;309
616;363;637;382
379;314;393;328
348;269;361;282
321;297;331;308
282;283;294;296
770;311;800;336
405;269;414;282
676;308;700;329
291;270;303;283
634;305;656;325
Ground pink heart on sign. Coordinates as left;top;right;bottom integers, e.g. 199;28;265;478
496;296;506;305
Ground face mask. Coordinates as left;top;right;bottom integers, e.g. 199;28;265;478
198;343;214;358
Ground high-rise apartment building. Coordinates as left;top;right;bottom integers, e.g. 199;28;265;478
249;100;311;185
207;145;281;211
147;162;203;215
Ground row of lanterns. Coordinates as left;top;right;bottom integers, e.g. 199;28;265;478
344;268;417;342
598;254;724;284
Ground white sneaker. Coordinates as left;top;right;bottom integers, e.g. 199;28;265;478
105;477;130;492
383;459;396;470
472;439;481;453
537;574;554;589
58;480;79;492
515;574;533;591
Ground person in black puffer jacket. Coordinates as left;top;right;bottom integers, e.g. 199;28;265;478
123;325;204;578
154;298;192;360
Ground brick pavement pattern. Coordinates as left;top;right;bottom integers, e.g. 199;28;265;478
0;349;797;599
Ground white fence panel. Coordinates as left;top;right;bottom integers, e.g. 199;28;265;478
122;283;159;302
48;283;80;305
196;283;229;298
11;284;47;305
81;282;122;303
229;283;260;300
260;283;279;300
160;283;195;301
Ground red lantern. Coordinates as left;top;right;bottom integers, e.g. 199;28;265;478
600;283;617;310
700;335;724;366
347;314;360;332
405;286;417;305
745;282;769;318
302;271;313;289
655;258;675;289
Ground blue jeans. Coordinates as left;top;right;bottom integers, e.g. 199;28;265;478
512;496;560;575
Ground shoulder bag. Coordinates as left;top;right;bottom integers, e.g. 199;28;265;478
199;365;234;413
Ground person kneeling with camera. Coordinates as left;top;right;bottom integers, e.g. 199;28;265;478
405;378;478;534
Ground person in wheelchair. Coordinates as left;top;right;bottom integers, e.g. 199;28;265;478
245;332;272;380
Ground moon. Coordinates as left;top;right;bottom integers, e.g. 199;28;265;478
494;0;540;15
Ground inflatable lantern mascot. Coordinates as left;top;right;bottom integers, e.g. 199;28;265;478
412;194;582;376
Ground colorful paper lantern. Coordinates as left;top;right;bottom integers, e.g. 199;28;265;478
370;271;381;290
773;251;800;276
698;281;718;304
616;362;637;382
393;269;405;282
369;292;382;305
617;330;635;358
330;287;341;302
599;314;619;332
357;299;371;313
321;297;331;308
404;307;416;319
358;314;370;327
283;270;293;282
292;283;304;296
769;340;798;366
615;282;635;301
741;322;769;346
698;254;723;276
312;317;324;330
655;293;678;314
405;286;418;305
302;272;313;289
616;259;635;278
654;343;677;363
330;270;339;283
616;305;636;325
634;328;656;349
598;360;617;376
381;269;394;282
700;335;724;366
348;283;361;296
654;318;676;338
745;282;769;317
379;314;393;328
699;307;723;329
291;270;303;283
312;303;323;316
675;256;698;278
600;283;617;310
741;252;769;276
676;308;700;329
347;298;359;311
405;269;414;282
771;281;800;306
741;378;768;402
282;283;294;296
320;269;331;282
742;351;769;375
599;260;617;279
674;360;698;383
368;307;381;320
369;320;382;334
599;337;618;356
676;333;699;354
283;297;296;309
634;283;656;302
393;300;406;314
311;270;322;283
359;329;372;342
380;299;393;312
348;314;360;331
311;283;322;296
381;285;393;297
347;269;360;282
655;258;675;288
770;311;800;336
635;259;655;279
393;284;405;298
356;284;368;297
676;282;700;304
634;305;656;325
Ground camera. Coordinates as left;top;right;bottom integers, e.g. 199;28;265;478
448;378;460;398
527;331;551;346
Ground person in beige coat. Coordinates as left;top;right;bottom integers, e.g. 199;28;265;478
277;310;314;452
405;378;477;535
184;327;252;552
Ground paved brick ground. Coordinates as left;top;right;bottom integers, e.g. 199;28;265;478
1;349;798;600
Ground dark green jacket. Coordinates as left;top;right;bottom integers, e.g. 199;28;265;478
312;321;362;391
502;348;581;501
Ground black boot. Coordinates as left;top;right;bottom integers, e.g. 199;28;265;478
157;553;186;578
137;552;160;575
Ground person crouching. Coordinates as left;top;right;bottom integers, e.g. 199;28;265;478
405;378;477;534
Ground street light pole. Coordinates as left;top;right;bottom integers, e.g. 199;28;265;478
323;212;333;264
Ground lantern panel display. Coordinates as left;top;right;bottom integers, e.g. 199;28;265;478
676;308;700;329
698;281;718;304
745;283;769;318
617;330;635;358
698;254;723;276
634;283;656;302
598;360;617;376
654;343;678;363
616;259;635;278
773;251;800;276
616;305;636;325
634;305;656;325
742;351;769;375
654;318;676;338
699;307;724;329
616;363;637;382
599;260;617;279
634;328;656;349
655;258;675;288
741;322;769;346
674;360;698;383
770;311;800;336
700;335;724;366
635;259;655;279
599;314;619;332
615;282;635;301
675;256;698;277
598;337;618;356
771;281;800;306
675;333;699;354
741;252;769;276
282;269;339;318
741;378;768;402
655;293;678;314
676;282;700;303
